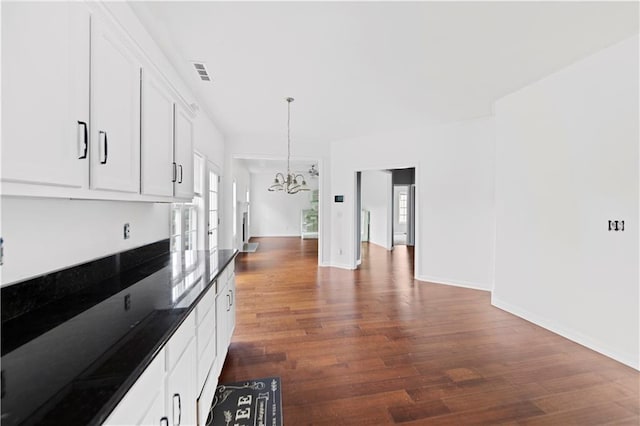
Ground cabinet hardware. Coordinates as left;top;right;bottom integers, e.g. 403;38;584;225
227;294;231;311
178;165;183;184
160;417;169;426
229;289;233;306
172;393;181;426
172;162;177;183
99;131;108;164
77;121;88;159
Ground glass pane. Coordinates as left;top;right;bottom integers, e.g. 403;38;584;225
171;235;182;252
171;207;181;236
209;172;218;192
209;194;218;211
209;211;218;230
190;208;197;232
209;229;218;251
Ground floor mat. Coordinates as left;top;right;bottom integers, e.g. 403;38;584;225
207;377;282;426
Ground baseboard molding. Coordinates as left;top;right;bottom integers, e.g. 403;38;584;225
326;262;357;270
251;233;301;238
415;275;491;292
367;241;392;251
492;296;639;371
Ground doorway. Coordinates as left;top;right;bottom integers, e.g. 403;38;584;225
356;167;417;275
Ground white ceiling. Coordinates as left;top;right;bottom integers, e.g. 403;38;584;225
131;1;638;151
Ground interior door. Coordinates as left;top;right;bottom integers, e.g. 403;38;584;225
407;184;416;246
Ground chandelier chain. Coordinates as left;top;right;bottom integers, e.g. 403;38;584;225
287;98;291;176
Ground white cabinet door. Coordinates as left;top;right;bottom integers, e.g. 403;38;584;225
166;340;197;426
228;274;236;338
103;351;165;426
215;281;230;369
138;390;166;426
174;106;194;200
141;70;174;197
90;17;141;193
1;2;90;188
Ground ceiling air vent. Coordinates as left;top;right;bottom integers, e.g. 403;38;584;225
192;62;212;82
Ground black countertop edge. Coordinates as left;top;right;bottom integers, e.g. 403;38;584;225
0;248;238;426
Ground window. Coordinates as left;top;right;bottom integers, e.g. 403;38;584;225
171;153;204;252
398;192;408;224
171;203;198;251
208;170;219;252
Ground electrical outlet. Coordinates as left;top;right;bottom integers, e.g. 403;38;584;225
124;223;130;239
608;220;625;231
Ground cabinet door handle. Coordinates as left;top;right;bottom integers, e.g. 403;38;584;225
160;417;169;426
172;162;177;183
229;289;234;306
77;121;88;159
178;165;183;184
227;294;231;311
172;393;181;426
99;131;108;164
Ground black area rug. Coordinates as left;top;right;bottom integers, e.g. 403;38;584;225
207;377;283;426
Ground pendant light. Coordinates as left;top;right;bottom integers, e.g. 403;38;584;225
268;97;309;194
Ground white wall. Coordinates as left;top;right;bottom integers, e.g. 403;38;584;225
493;35;639;369
361;170;392;249
250;172;319;237
1;198;170;285
328;117;495;289
229;160;251;249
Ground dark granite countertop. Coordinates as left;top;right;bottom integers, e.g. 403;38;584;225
1;246;237;426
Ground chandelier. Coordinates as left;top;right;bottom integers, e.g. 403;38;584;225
268;97;309;194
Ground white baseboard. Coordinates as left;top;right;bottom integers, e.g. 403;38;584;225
492;296;639;371
415;275;491;292
326;262;356;270
251;233;300;238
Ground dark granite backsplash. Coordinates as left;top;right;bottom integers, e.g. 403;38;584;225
1;239;169;323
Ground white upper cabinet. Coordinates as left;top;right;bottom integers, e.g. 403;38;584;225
90;17;141;193
141;70;175;197
1;2;90;188
174;106;194;200
2;3;196;202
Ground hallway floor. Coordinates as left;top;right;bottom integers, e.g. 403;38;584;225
219;237;639;425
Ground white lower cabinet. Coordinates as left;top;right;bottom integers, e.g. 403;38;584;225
103;260;236;426
166;341;197;426
103;350;165;425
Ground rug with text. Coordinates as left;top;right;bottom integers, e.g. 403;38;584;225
207;377;282;426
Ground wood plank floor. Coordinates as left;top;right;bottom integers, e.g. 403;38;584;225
219;237;639;425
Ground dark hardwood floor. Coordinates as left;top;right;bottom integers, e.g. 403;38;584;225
219;237;639;425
